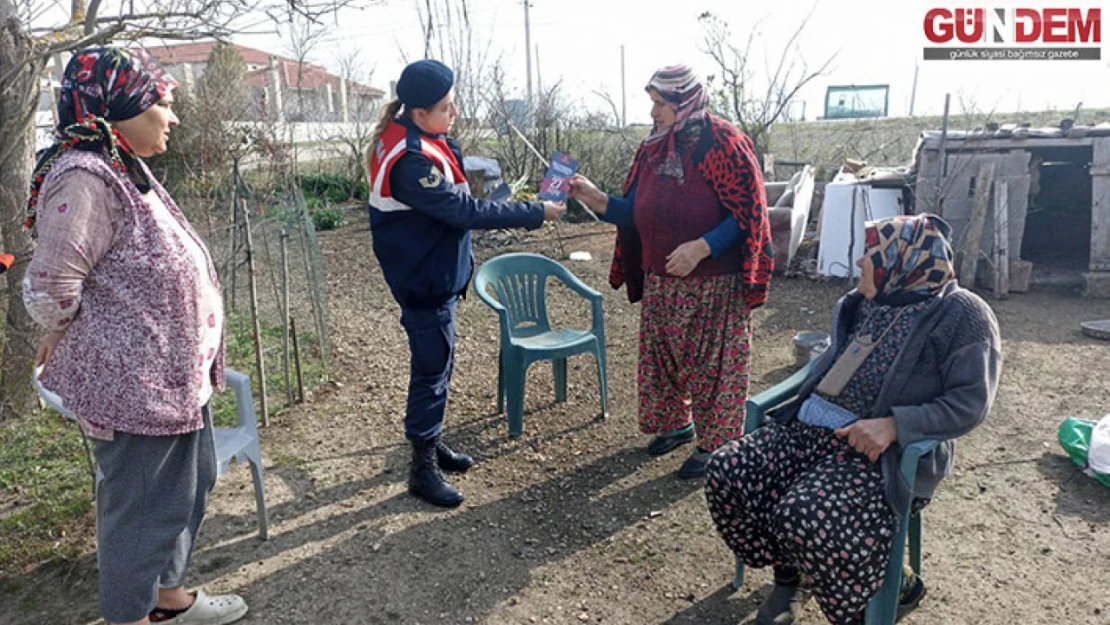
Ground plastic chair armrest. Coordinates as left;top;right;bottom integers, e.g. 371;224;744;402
224;368;260;435
898;439;940;489
748;361;816;414
474;281;507;312
33;365;77;421
473;281;514;343
553;270;602;302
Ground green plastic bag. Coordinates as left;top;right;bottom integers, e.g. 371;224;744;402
1057;417;1110;488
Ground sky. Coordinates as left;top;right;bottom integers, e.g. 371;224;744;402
232;0;1110;124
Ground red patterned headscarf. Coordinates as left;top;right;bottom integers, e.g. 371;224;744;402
862;213;956;304
642;64;708;181
26;46;178;229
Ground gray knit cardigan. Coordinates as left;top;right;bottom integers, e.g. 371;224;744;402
773;280;1002;515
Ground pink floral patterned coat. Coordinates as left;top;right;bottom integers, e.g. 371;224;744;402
24;150;225;436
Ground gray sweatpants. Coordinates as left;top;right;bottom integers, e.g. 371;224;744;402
93;407;217;623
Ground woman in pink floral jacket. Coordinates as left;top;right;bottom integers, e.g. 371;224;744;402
23;47;246;625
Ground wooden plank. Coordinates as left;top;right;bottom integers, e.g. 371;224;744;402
1003;174;1031;262
993;180;1010;298
1091;139;1110;271
279;230;293;407
922;137;1096;151
242;200;270;427
939;94;951;176
1009;260;1033;292
959;162;996;287
925;152;1029;231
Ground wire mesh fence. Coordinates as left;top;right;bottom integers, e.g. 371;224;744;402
188;185;333;427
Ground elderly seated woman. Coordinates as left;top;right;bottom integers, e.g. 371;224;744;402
705;213;1001;625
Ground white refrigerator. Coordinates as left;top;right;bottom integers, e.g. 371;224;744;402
817;181;906;278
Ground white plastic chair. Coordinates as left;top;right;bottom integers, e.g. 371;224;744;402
34;366;270;540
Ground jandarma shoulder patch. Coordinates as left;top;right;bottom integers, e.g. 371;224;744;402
419;168;443;188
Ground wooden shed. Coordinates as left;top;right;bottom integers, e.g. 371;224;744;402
913;124;1110;298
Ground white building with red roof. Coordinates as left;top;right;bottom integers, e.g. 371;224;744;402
142;41;385;123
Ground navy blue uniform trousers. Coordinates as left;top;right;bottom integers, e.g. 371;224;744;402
400;299;457;442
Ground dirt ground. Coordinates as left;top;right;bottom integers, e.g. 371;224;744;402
4;216;1109;625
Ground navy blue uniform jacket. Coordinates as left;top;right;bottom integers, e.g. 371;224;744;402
369;118;545;308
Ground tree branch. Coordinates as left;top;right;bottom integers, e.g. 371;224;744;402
96;9;207;23
84;0;105;34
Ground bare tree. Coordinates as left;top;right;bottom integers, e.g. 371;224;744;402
0;0;360;420
698;9;834;161
283;7;327;122
151;40;257;238
325;48;379;198
0;0;42;421
409;0;498;153
483;60;536;184
481;57;640;197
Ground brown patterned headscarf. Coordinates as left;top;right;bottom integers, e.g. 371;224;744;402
862;213;956;305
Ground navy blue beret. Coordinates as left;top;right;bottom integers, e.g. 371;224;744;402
396;59;454;109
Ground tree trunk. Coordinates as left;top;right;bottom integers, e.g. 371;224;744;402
0;0;44;421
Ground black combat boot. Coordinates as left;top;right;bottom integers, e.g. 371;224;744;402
436;440;474;473
409;437;464;508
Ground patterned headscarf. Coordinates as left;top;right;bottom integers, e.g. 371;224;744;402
26;47;178;229
642;64;708;181
862;213;956;305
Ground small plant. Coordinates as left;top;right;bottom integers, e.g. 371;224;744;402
300;172;355;204
312;206;345;231
305;195;325;211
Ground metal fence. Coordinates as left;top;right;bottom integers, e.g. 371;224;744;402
193;187;332;426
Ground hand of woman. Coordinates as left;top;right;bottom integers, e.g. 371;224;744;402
567;174;608;214
665;238;711;277
834;417;898;462
543;201;567;221
35;330;66;376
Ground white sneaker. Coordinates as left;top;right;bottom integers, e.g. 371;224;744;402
161;590;248;625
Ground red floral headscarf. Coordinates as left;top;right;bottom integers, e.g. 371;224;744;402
26;47;177;229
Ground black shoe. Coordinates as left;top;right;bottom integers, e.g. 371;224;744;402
409;438;464;508
436;440;474;473
646;426;695;456
897;574;927;621
755;581;812;625
677;449;711;480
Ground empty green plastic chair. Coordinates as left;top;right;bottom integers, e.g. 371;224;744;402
474;253;608;437
731;360;937;624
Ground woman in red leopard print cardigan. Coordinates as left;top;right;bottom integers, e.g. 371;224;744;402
569;64;773;479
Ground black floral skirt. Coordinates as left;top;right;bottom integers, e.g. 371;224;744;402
705;420;897;624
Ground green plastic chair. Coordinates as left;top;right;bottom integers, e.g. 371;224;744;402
730;360;939;625
474;253;608;437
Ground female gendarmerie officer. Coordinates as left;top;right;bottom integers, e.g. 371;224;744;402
367;59;565;508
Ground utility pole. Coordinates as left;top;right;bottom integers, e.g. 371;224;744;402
909;62;920;117
523;0;533;113
620;44;626;127
536;44;542;95
535;44;543;129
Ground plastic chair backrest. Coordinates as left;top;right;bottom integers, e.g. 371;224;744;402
475;253;565;338
33;366;76;421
